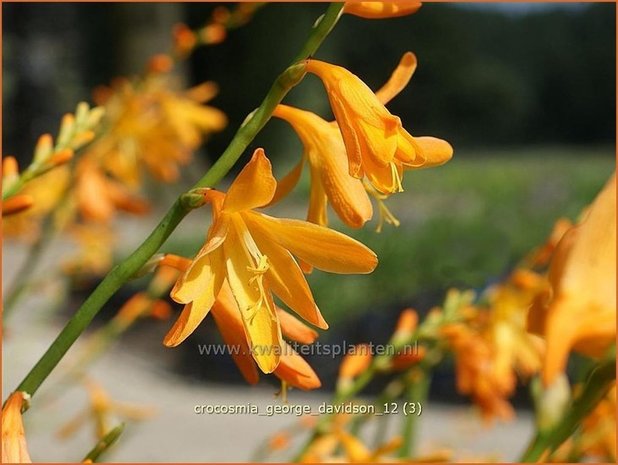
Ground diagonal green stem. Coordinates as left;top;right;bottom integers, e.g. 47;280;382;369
11;1;345;404
399;368;430;458
82;423;125;462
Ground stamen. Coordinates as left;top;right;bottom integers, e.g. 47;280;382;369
377;201;401;233
363;179;401;233
245;255;270;324
390;162;404;193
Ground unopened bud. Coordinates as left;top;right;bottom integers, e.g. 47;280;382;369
159;254;192;273
392;308;417;345
33;134;53;164
49;149;74;167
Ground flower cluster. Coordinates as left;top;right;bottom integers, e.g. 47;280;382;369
163;7;453;385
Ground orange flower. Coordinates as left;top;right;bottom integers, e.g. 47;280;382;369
306;53;452;194
272;104;372;228
166;149;377;372
74;158;149;223
441;324;514;422
273;53;442;228
528;174;616;386
1;392;32;463
344;1;422;18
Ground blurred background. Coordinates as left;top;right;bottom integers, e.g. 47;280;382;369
3;2;616;462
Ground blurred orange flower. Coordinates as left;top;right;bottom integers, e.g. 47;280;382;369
91;75;226;185
166;149;377;373
306;53;452;194
74;159;149;223
528;173;616;386
344;1;422;18
1;392;31;463
339;344;373;380
441;323;514;422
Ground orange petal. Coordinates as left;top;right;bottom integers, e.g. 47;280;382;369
339;344;373;379
244;211;378;274
2;195;34;216
274;343;321;390
330;95;364;178
409;136;454;168
211;282;260;385
375;52;417;105
307;163;329;227
1;392;31;463
164;251;224;347
223;148;276;212
170;248;224;305
277;307;320;344
393;308;418;341
313;134;373;228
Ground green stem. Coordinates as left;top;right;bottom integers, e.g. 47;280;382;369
399;369;430;458
10;1;345;405
82;423;125;462
520;350;616;462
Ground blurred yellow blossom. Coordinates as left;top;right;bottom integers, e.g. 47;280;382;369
90;74;226;185
528;173;616;386
3;167;70;240
58;379;154;440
